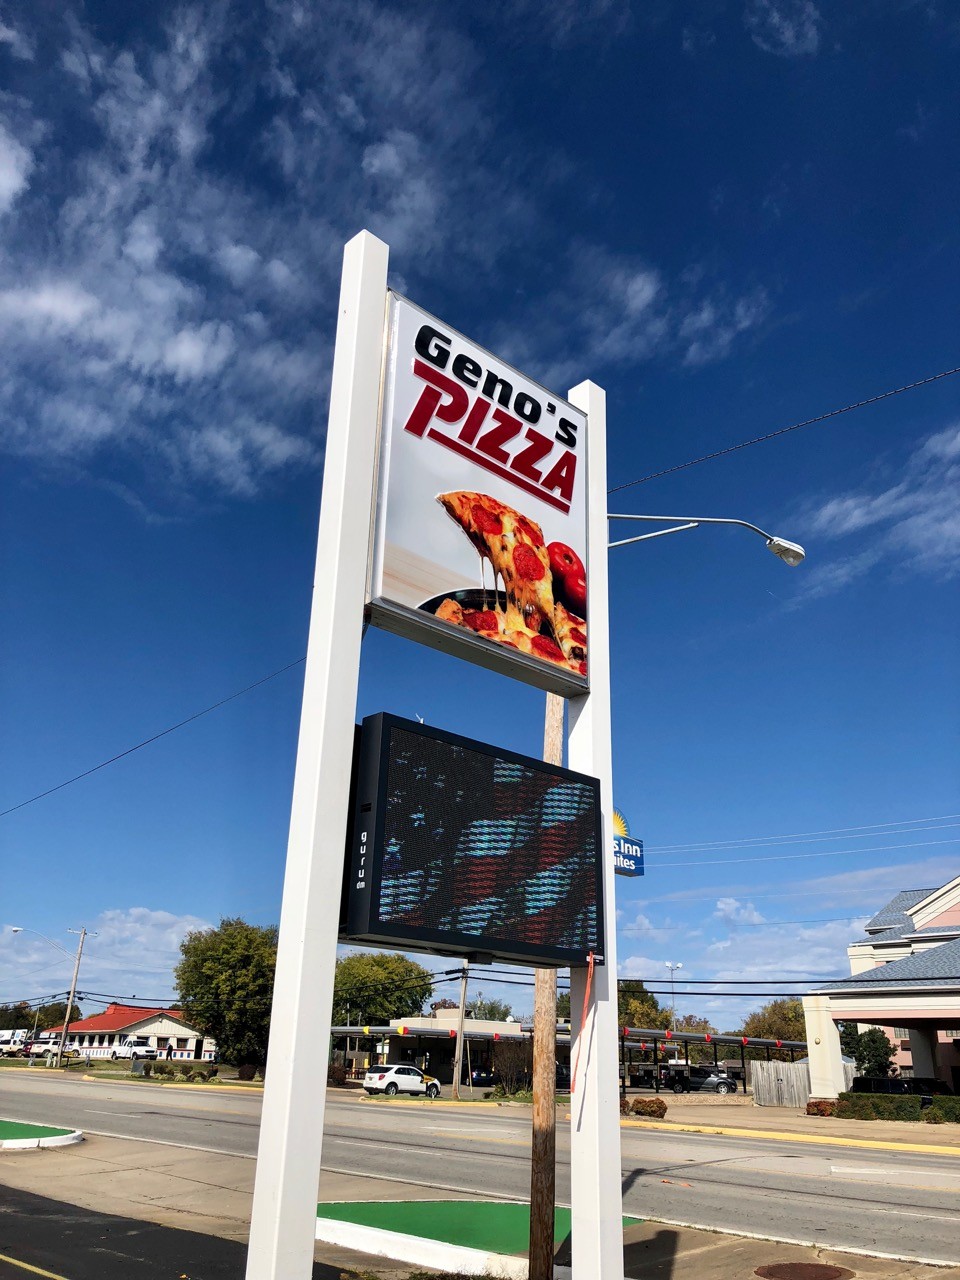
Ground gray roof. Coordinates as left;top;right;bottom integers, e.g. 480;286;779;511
863;888;934;934
816;936;960;992
865;923;960;944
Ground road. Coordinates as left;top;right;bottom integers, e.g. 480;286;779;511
3;1071;960;1265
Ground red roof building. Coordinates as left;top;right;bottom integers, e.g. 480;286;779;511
41;1002;216;1063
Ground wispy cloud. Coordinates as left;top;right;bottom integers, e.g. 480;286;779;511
0;907;213;1006
745;0;821;57
0;2;775;510
0;8;34;60
788;424;960;604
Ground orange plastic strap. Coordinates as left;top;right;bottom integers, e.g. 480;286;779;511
569;951;595;1095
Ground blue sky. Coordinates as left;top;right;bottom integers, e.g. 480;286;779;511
1;0;958;1030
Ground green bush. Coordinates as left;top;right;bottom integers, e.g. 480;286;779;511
152;1061;171;1078
836;1092;922;1122
630;1096;668;1119
928;1096;960;1123
923;1107;946;1124
141;1061;153;1078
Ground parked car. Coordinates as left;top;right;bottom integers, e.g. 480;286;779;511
667;1067;738;1095
363;1064;440;1098
851;1076;953;1097
469;1068;499;1089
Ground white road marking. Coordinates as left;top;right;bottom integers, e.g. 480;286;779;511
84;1109;141;1117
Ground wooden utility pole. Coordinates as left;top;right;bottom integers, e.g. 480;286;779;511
528;692;563;1280
451;959;469;1100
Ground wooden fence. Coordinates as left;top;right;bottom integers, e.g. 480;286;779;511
752;1059;855;1106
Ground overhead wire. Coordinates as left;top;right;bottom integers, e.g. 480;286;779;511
607;364;960;493
647;836;959;868
645;815;960;854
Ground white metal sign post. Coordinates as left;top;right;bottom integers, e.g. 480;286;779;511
245;232;623;1279
566;379;624;1279
245;230;389;1280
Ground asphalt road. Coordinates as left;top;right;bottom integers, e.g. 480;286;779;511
3;1071;960;1265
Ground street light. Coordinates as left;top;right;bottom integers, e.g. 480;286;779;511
608;513;805;566
10;925;93;1067
665;962;683;1029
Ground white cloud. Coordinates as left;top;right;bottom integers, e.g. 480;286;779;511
0;121;33;214
0;908;214;1008
745;0;821;57
713;897;765;926
0;10;34;60
789;424;960;604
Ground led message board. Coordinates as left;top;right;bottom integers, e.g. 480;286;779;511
340;714;604;967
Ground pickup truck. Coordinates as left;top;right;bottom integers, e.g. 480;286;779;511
109;1036;158;1061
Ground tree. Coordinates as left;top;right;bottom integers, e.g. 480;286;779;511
853;1026;896;1077
619;981;670;1032
34;1000;82;1032
0;1000;81;1032
470;992;512;1022
839;1021;861;1060
739;998;806;1058
556;991;571;1021
175;918;278;1068
673;1013;718;1062
430;998;458;1012
332;952;433;1027
492;1037;532;1094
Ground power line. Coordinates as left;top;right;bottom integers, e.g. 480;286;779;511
648;836;959;869
0;658;306;820
607;364;960;493
645;814;960;854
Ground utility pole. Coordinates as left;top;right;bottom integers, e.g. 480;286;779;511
528;692;563;1280
666;962;682;1030
451;960;469;1100
55;928;87;1069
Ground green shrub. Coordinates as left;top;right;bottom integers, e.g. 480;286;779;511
923;1107;946;1124
630;1096;667;1119
806;1099;836;1117
836;1092;922;1122
152;1061;171;1078
928;1096;960;1123
141;1061;153;1078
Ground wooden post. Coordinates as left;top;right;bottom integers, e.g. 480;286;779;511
451;960;469;1100
528;691;563;1280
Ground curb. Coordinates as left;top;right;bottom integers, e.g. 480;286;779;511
315;1202;573;1280
0;1129;83;1151
80;1074;262;1095
622;1117;960;1157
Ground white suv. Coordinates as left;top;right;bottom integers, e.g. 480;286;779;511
363;1064;440;1098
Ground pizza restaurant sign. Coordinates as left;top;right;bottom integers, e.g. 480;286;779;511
367;294;589;694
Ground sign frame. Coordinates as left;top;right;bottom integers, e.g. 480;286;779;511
366;292;590;697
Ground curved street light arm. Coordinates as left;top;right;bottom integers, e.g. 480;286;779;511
608;513;805;566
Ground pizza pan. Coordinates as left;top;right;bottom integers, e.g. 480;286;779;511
420;588;508;615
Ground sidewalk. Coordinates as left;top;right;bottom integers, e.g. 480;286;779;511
633;1096;960;1153
1;1133;958;1279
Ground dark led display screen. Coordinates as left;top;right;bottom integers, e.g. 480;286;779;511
340;714;604;967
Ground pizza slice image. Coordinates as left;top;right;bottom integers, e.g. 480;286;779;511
553;601;587;664
437;491;556;637
430;491;587;678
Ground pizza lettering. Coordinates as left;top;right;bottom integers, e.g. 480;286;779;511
432;491;587;677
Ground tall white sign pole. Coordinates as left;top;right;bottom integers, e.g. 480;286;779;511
245;230;389;1280
566;380;624;1280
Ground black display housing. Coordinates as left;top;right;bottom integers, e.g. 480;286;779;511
339;713;604;968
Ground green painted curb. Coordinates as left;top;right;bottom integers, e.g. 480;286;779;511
316;1199;640;1254
0;1118;82;1149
